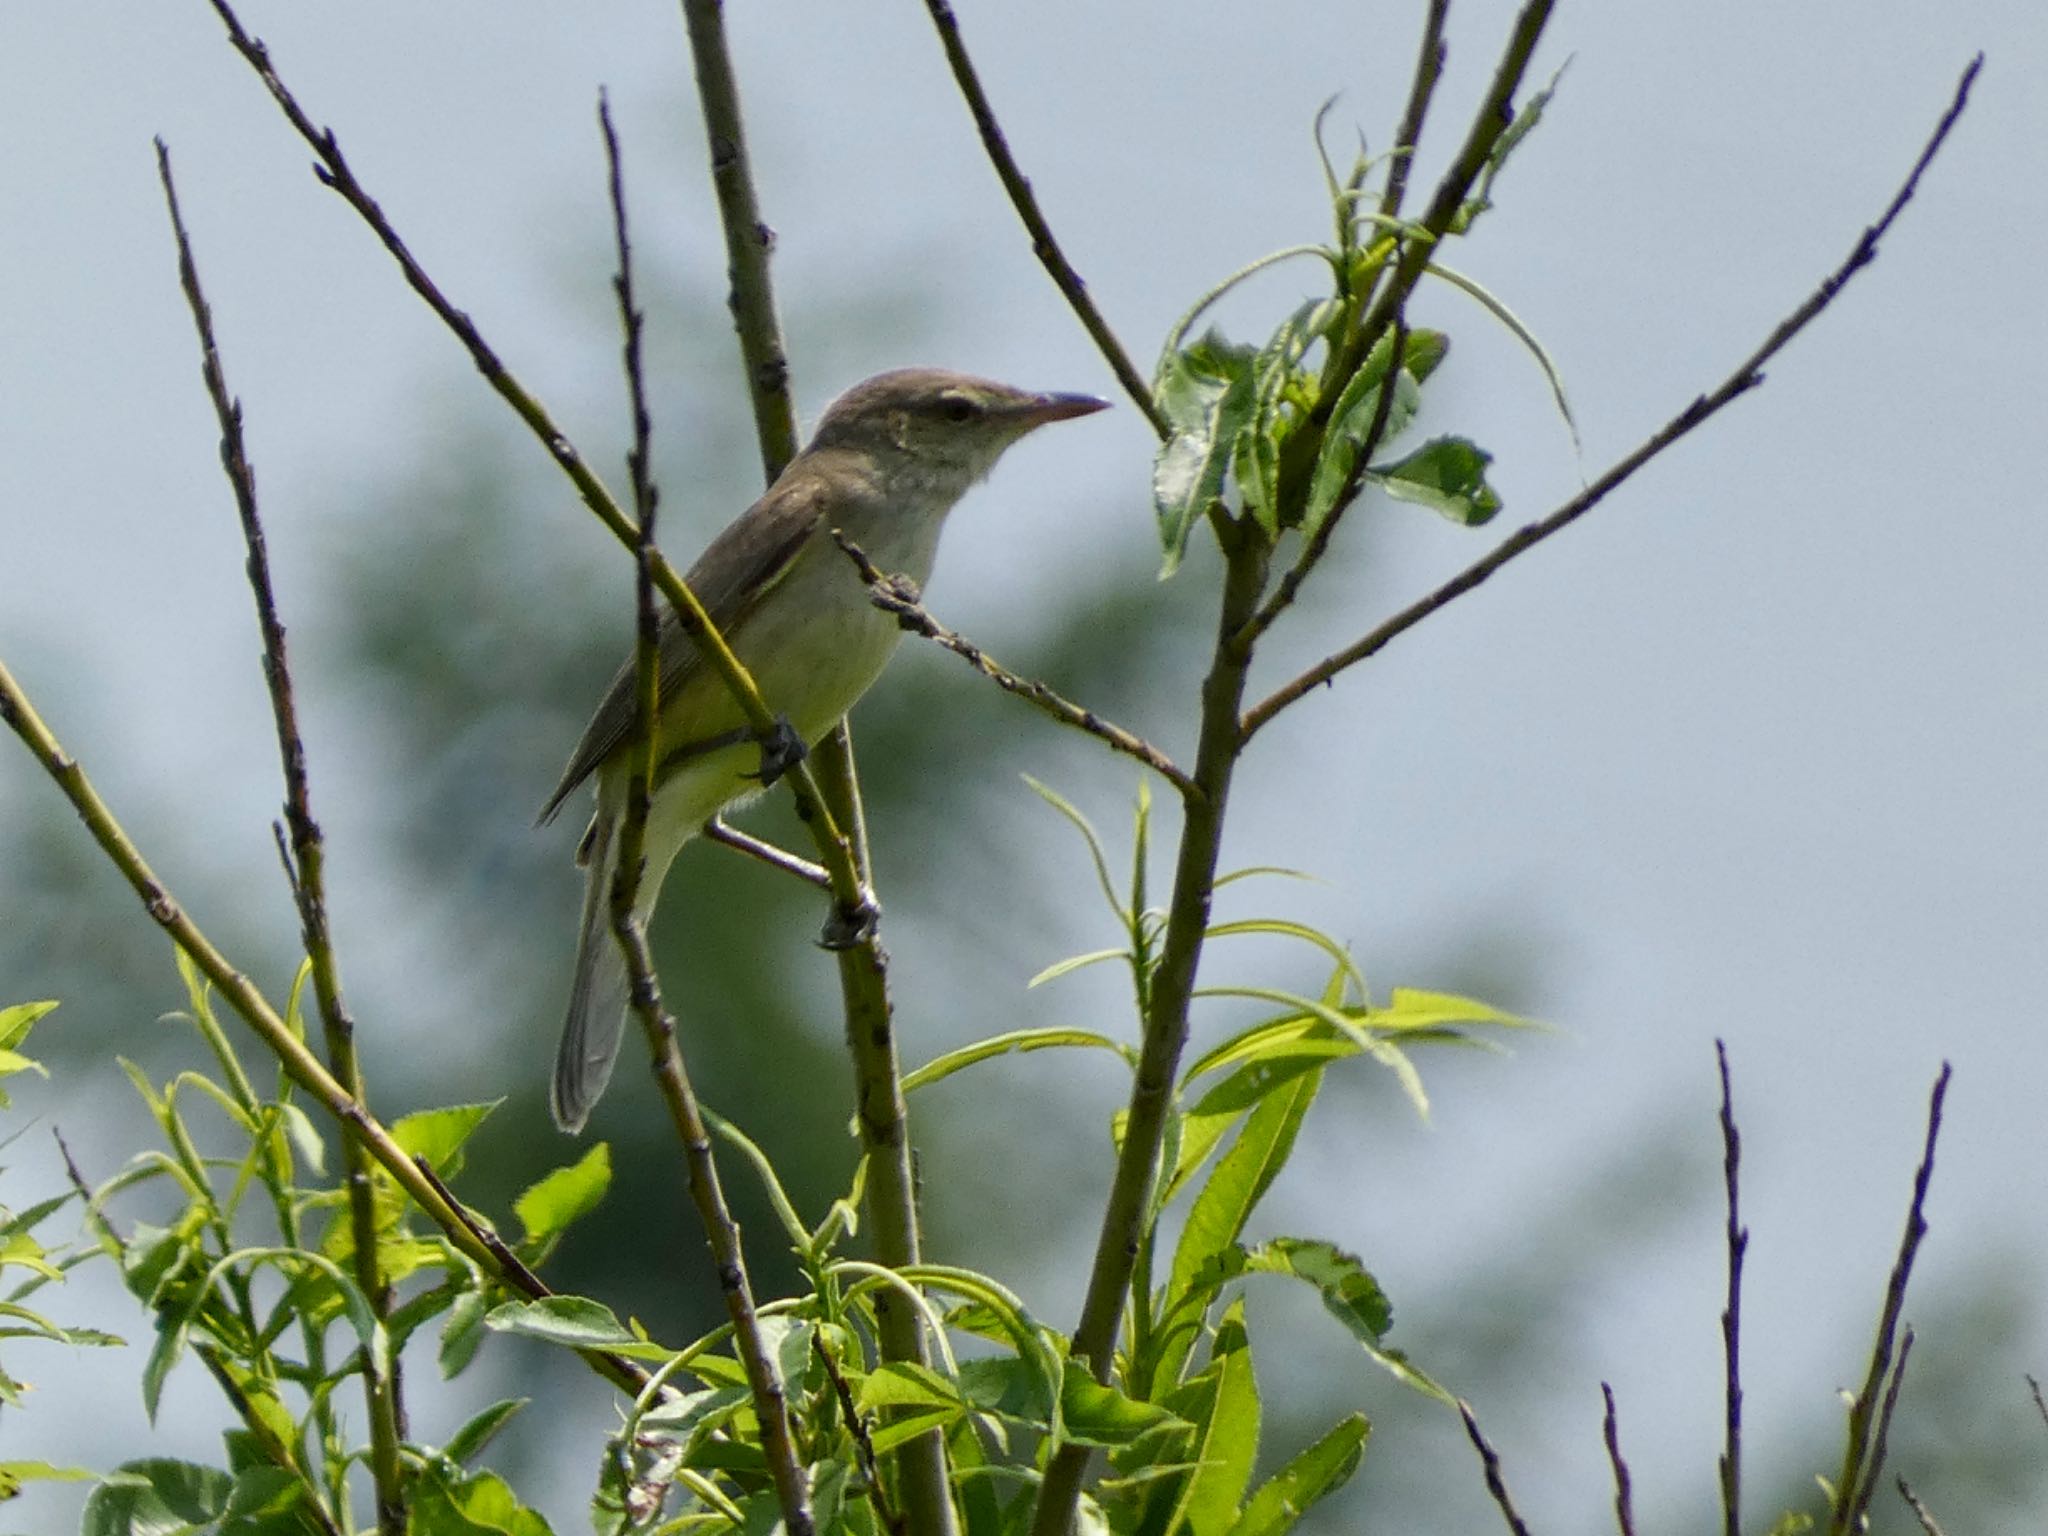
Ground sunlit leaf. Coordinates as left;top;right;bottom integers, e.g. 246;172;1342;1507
391;1102;500;1177
1224;1414;1369;1536
903;1029;1132;1094
1165;1302;1259;1536
513;1142;610;1255
484;1295;674;1361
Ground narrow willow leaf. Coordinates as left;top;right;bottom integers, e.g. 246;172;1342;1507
903;1028;1131;1094
1369;436;1502;526
1061;1371;1184;1447
1224;1414;1370;1536
513;1142;611;1252
1452;61;1568;234
1238;298;1339;535
1425;259;1578;450
703;1111;809;1249
1204;919;1368;998
440;1288;487;1379
1155;246;1332;366
0;1001;56;1051
1025;951;1132;989
1379;986;1537;1032
1023;775;1127;924
1194;986;1429;1117
1167;1302;1260;1536
1211;864;1319;890
1166;1053;1333;1206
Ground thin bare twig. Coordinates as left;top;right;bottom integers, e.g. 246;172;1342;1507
1830;1065;1951;1536
600;98;813;1536
917;0;1163;437
2029;1373;2048;1431
703;816;832;890
1600;1382;1636;1536
1897;1477;1950;1536
1716;1041;1746;1536
816;1331;903;1536
1379;0;1451;224
155;138;404;1529
664;3;952;1530
1242;53;1983;741
833;531;1198;798
1459;1400;1535;1536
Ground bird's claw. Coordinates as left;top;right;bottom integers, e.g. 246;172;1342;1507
818;887;881;950
749;714;808;787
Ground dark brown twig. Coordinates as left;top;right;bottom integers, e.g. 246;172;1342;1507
1379;0;1451;225
703;816;832;890
2029;1373;2048;1431
1241;54;1983;742
1716;1041;1746;1536
1600;1382;1636;1536
599;98;813;1536
1459;1399;1534;1536
1897;1477;1949;1536
917;0;1163;437
815;1332;903;1536
154;138;404;1533
1830;1065;1951;1536
833;531;1197;799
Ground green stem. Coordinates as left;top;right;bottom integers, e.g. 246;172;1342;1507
1029;525;1270;1536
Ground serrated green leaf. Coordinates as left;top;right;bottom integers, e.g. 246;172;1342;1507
483;1295;673;1360
1168;1302;1260;1536
1224;1414;1369;1536
409;1466;554;1536
513;1143;610;1254
1370;435;1501;526
82;1458;234;1535
391;1102;500;1176
1154;339;1258;573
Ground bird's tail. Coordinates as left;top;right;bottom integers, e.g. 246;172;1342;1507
551;801;679;1133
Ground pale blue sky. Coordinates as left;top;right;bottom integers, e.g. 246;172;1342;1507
3;1;2041;1529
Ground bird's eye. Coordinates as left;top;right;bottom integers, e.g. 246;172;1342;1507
938;395;980;423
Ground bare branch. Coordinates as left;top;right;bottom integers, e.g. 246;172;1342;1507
918;0;1163;437
1459;1399;1535;1536
600;99;814;1536
834;530;1198;798
1600;1382;1637;1536
1717;1041;1747;1536
154;138;403;1528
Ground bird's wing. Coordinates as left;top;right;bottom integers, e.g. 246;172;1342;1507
536;476;832;824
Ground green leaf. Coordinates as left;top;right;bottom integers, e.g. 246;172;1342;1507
512;1142;611;1254
1370;435;1501;526
1224;1414;1369;1536
0;1000;57;1052
1024;775;1127;924
1061;1372;1184;1448
1303;344;1424;540
1153;334;1258;573
1237;1239;1392;1344
439;1288;488;1378
1377;987;1536;1033
1237;299;1339;536
1155;1069;1320;1390
391;1102;500;1176
218;1464;302;1529
409;1466;554;1536
904;1028;1132;1093
859;1360;967;1414
276;1102;326;1179
82;1459;233;1535
483;1295;674;1360
1026;950;1131;989
1168;1053;1333;1205
1452;60;1567;234
442;1398;528;1468
1204;920;1367;1000
1165;1302;1260;1536
1424;260;1577;451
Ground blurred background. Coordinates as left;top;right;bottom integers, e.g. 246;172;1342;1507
2;0;2043;1530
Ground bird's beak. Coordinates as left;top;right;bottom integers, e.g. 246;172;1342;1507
1013;391;1112;428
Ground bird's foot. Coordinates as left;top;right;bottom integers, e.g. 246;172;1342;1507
749;714;808;787
818;886;881;950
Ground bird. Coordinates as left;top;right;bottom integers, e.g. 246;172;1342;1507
540;367;1109;1130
